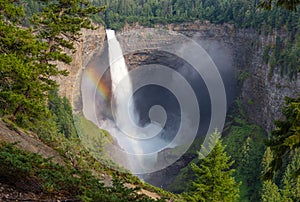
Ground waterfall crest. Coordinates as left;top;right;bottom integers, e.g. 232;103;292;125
106;29;131;93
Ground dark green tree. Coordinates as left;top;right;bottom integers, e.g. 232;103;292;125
185;131;240;202
0;0;104;130
0;2;54;128
281;148;300;201
261;146;300;201
261;180;282;202
259;0;300;11
30;0;105;66
48;90;77;138
261;147;283;202
264;97;300;179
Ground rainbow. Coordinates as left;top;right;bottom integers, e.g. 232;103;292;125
85;68;111;101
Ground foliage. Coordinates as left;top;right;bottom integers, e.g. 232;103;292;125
264;97;300;179
266;34;300;79
281;148;300;201
167;101;266;201
73;113;124;172
222;101;266;202
261;180;283;202
261;148;300;201
30;0;105;64
184;131;240;202
259;0;300;11
21;1;300;80
0;0;104;130
48;90;77;138
261;97;300;202
84;0;300;79
165;137;204;193
0;19;55;129
0;142;165;201
83;0;300;31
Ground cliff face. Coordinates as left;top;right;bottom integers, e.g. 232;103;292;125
126;23;300;133
239;34;300;133
56;25;106;112
59;22;300;188
59;22;299;133
165;22;299;133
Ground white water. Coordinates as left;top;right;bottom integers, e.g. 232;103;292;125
104;29;167;173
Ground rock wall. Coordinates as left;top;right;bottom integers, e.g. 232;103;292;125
59;21;299;133
154;22;300;133
239;33;300;133
56;25;106;112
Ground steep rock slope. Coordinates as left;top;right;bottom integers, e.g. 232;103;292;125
65;22;299;132
56;25;106;112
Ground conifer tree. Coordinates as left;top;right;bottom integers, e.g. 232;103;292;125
261;147;283;202
185;131;240;202
30;0;105;66
259;0;300;11
261;180;282;202
261;146;300;201
0;1;52;127
264;97;300;179
0;0;104;130
282;148;300;201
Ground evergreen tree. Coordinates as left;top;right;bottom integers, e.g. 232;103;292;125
261;147;283;202
0;0;105;130
30;0;105;66
261;180;282;202
0;1;53;128
282;148;300;201
48;90;77;138
262;147;274;175
261;146;300;201
259;0;300;11
264;97;300;179
185;131;240;202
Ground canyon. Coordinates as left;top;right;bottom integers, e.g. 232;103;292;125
57;22;299;134
56;21;300;187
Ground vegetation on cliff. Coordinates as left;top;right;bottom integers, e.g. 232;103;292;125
166;98;300;202
264;97;300;179
0;0;299;201
166;101;266;202
0;0;173;201
184;131;240;202
0;141;168;201
260;97;300;202
0;0;104;130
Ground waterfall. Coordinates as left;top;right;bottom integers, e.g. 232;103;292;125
106;29;130;93
106;29;135;130
105;29;166;173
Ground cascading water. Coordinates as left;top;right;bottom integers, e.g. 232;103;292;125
104;29;167;173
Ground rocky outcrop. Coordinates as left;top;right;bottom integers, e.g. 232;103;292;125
239;34;300;133
56;25;106;112
0;119;65;165
162;22;299;133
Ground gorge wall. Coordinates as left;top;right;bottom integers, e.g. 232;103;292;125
163;22;299;133
58;21;299;135
56;25;106;113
